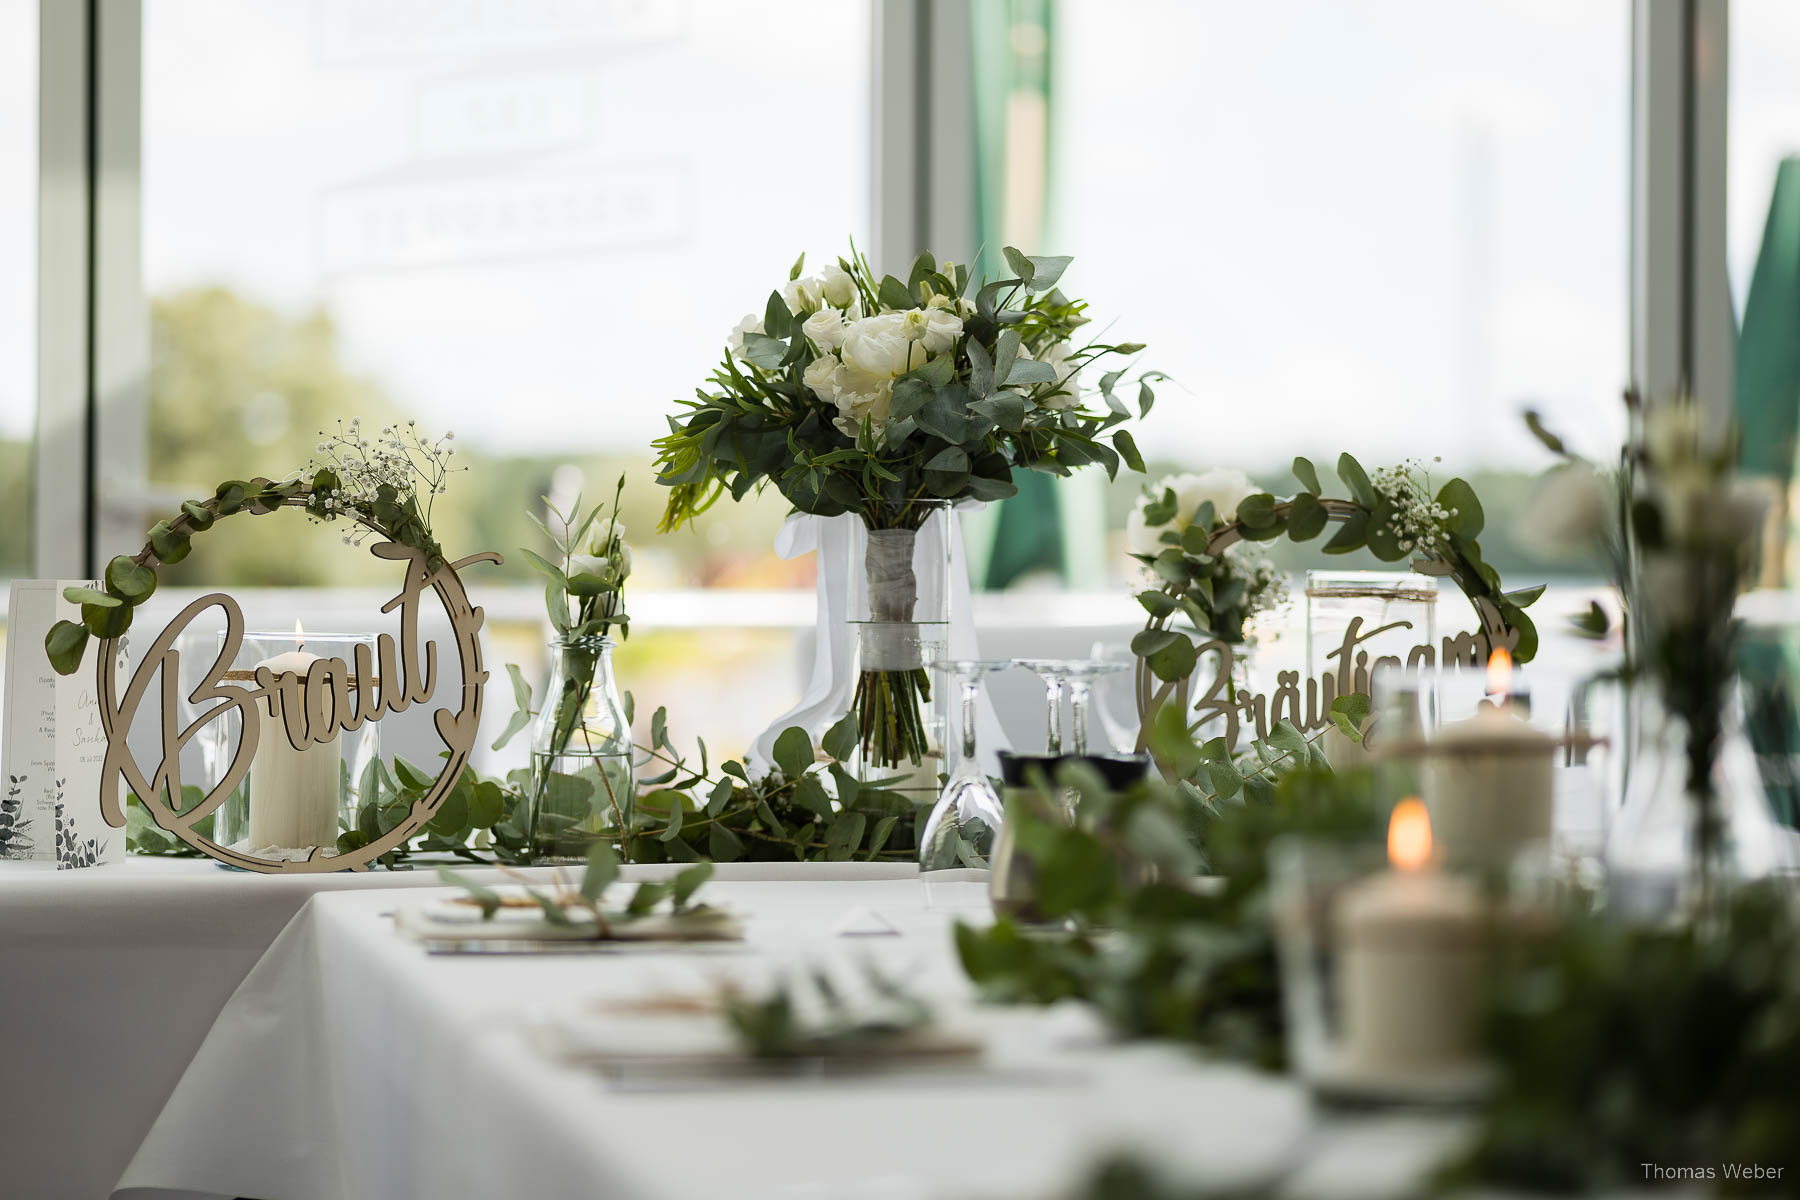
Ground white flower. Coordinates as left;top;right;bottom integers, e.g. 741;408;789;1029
566;553;616;588
1643;402;1706;469
1125;468;1257;557
921;309;962;355
819;262;858;309
784;275;825;315
1523;462;1613;555
838;313;926;389
803;307;852;353
1658;467;1767;549
804;353;842;403
726;313;764;360
584;520;624;556
825;314;929;437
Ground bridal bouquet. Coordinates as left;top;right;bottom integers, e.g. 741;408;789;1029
655;244;1158;770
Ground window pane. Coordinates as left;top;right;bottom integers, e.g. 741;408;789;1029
141;0;869;594
140;0;872;759
1053;0;1629;578
0;0;34;589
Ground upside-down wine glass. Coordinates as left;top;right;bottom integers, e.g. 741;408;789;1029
1061;660;1131;755
1016;658;1075;754
920;660;1011;872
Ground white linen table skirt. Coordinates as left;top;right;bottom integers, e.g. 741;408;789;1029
115;876;1468;1200
0;857;918;1200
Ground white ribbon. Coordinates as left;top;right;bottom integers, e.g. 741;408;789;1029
748;508;1006;777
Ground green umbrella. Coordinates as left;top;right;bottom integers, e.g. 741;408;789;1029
1734;157;1800;830
1735;157;1800;490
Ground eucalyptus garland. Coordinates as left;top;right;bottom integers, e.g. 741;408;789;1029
46;420;457;675
1128;453;1543;743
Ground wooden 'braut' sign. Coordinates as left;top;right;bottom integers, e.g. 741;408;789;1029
82;486;503;873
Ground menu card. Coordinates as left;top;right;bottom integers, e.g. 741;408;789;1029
2;580;123;867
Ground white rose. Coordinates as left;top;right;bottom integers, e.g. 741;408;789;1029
804;353;842;403
803;307;852;353
1127;469;1258;558
1523;462;1613;555
1124;506;1165;557
838;313;925;391
784;275;825;315
819;262;857;309
726;313;764;360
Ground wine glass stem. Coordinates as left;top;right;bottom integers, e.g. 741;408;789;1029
1070;682;1092;755
959;677;981;762
1044;677;1065;754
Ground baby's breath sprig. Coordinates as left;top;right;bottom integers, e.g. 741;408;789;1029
303;416;465;552
1370;457;1457;555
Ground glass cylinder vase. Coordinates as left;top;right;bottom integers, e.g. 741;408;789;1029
846;499;953;799
201;629;381;863
1306;571;1439;768
527;635;634;865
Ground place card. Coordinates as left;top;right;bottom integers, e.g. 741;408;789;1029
2;580;123;868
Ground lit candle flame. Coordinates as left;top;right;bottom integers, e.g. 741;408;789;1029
1486;647;1512;700
1388;798;1432;872
294;619;305;652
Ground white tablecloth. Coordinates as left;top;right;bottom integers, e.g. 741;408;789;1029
0;858;917;1200
117;877;1464;1200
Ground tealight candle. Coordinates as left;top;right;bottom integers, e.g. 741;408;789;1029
246;625;341;850
1422;650;1556;868
1336;799;1485;1073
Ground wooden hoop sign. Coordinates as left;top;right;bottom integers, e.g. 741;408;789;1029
86;488;502;873
1134;495;1527;751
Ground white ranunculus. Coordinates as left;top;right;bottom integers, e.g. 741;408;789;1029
803;307;852;352
819;262;857;309
726;313;764;360
784;275;825;315
1126;468;1257;557
804;353;842;403
1523;462;1613;556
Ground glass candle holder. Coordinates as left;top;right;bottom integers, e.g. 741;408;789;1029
1269;830;1494;1105
199;629;382;863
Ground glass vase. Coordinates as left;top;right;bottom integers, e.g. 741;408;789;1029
846;499;952;795
199;629;381;864
1606;683;1800;919
527;635;634;865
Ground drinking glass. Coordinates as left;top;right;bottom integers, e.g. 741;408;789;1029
920;661;1011;872
1016;658;1076;753
1061;660;1130;754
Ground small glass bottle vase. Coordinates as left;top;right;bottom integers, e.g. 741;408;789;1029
527;636;634;865
1607;685;1797;919
846;499;952;795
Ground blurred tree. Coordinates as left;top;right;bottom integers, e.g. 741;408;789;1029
146;286;799;590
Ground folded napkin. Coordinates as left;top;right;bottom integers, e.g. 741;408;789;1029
395;894;743;950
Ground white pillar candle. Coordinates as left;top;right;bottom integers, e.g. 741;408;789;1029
247;648;341;850
1336;799;1486;1073
1423;700;1556;869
